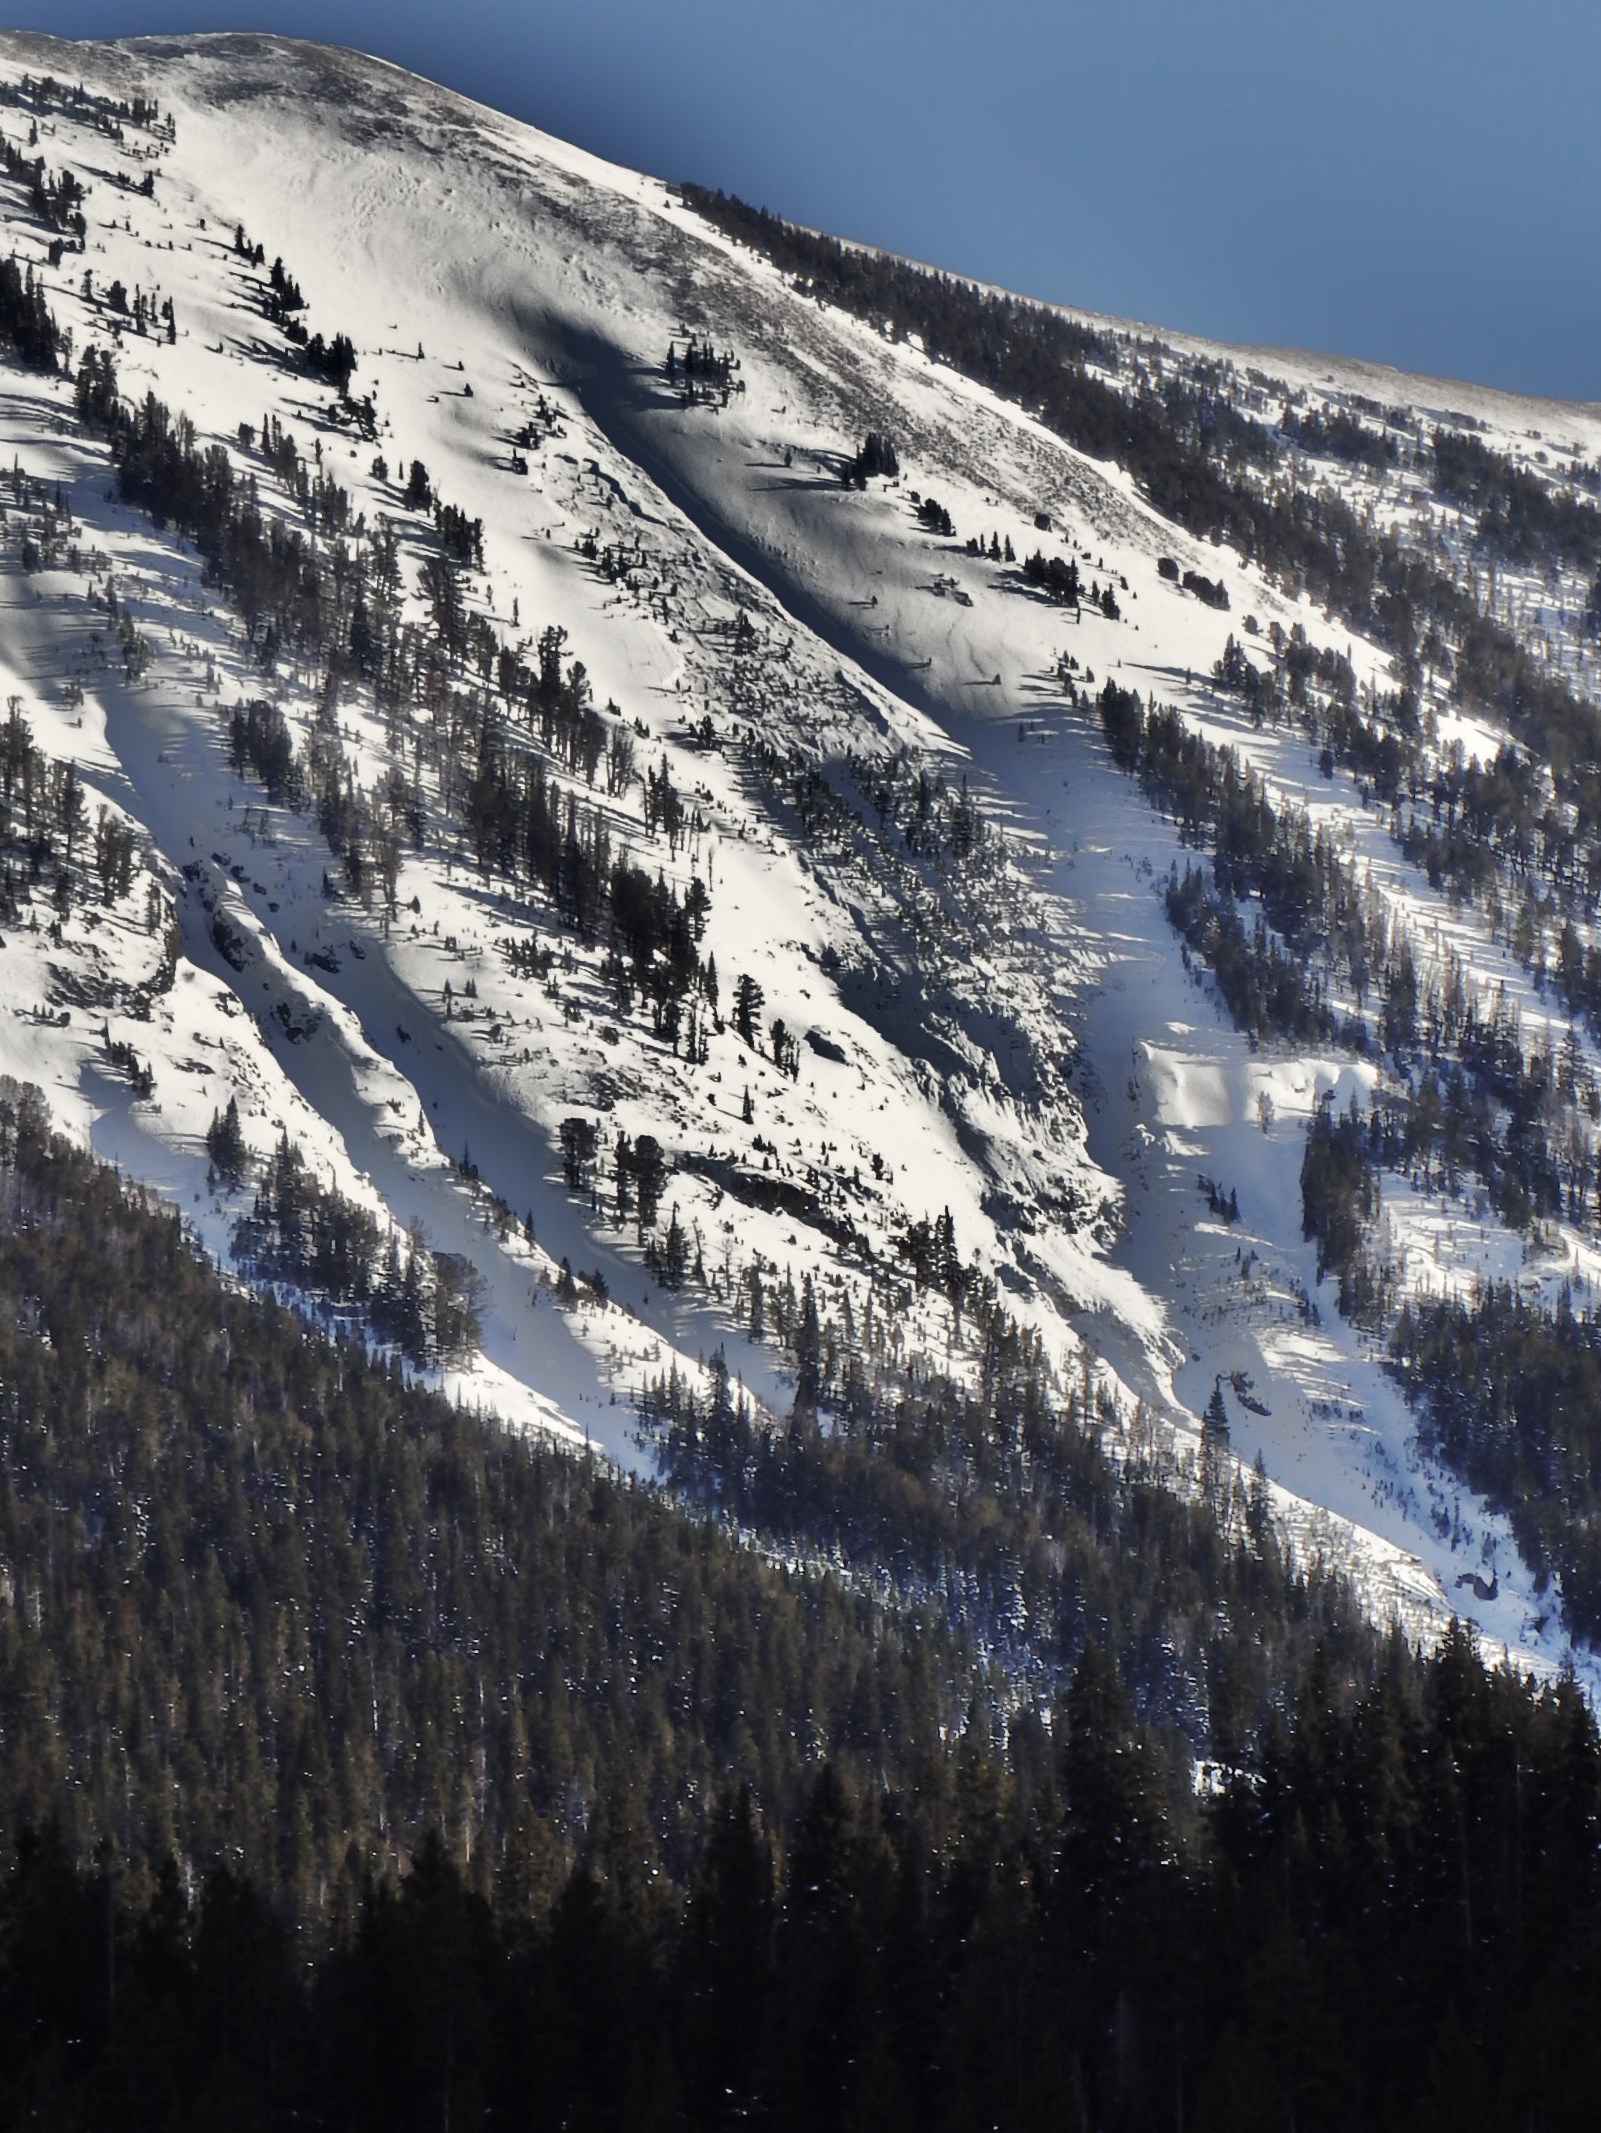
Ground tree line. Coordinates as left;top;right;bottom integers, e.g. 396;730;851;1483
225;1126;485;1365
0;1077;972;1905
8;1075;1601;2128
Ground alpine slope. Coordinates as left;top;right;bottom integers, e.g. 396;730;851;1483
1;27;1597;1682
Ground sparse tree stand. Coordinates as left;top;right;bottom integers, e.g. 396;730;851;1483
843;430;899;487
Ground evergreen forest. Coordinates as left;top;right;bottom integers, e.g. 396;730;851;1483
0;1078;1596;2125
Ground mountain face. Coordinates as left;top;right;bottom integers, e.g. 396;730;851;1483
1;28;1599;1682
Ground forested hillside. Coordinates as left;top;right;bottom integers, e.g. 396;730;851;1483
0;24;1596;1681
680;180;1601;1657
1;30;1601;2121
0;1070;1378;1879
0;1075;969;1890
4;1644;1600;2133
0;1072;1599;2128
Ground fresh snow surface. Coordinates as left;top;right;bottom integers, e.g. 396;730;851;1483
0;27;1593;1683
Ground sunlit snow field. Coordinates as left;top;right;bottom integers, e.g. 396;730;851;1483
0;27;1596;1681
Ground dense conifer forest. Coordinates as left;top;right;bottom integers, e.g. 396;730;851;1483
0;1078;977;1894
5;1630;1601;2133
1;1075;1601;2127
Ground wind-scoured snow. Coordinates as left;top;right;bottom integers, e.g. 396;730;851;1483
0;27;1592;1681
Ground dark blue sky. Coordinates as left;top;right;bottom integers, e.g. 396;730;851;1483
13;1;1597;401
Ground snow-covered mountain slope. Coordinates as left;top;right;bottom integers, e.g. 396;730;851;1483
0;28;1596;1679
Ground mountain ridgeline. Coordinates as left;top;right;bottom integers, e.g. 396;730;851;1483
0;49;1591;1662
673;185;1601;1647
6;36;1601;2123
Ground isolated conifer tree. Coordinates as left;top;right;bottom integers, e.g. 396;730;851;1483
1202;1376;1231;1451
206;1095;248;1187
632;1134;667;1239
733;973;764;1049
662;1205;688;1289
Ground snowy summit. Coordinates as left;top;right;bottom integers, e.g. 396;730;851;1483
1;27;1600;1687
